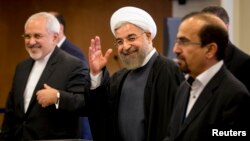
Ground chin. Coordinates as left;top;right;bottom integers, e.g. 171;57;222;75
122;60;141;70
29;54;42;60
124;65;140;70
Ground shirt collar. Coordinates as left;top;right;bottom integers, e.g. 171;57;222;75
141;48;157;67
185;60;224;86
57;36;66;48
187;60;224;87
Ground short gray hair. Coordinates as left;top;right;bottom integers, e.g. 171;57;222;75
25;12;60;34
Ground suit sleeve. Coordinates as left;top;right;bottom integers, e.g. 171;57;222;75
56;59;89;114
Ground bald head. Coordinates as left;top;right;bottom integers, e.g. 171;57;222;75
181;12;227;30
180;12;228;60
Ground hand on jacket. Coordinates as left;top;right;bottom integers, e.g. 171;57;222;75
36;84;59;108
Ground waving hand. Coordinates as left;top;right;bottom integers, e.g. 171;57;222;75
89;36;113;75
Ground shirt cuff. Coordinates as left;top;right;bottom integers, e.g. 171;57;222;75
90;71;103;89
55;92;60;109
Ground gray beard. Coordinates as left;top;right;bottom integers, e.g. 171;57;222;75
120;56;144;70
119;50;147;70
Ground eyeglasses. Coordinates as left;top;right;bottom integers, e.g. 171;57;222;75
21;33;45;40
175;39;201;46
114;32;145;47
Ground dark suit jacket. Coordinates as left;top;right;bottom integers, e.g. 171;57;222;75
59;38;92;140
165;66;250;141
0;47;88;141
87;55;184;141
60;38;88;70
224;42;250;92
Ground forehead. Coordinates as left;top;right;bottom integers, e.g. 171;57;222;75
25;17;47;33
177;18;204;40
115;23;143;37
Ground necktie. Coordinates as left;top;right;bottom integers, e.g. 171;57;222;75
182;77;194;123
187;77;194;86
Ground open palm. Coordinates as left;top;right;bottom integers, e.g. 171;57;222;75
89;36;113;75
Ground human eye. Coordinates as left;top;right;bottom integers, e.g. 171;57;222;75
176;38;190;45
22;34;31;40
34;34;43;39
127;35;137;42
115;39;123;46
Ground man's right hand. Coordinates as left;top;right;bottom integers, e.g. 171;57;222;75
88;36;113;76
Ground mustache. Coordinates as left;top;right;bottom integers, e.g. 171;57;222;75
121;47;137;56
27;44;40;49
176;53;184;60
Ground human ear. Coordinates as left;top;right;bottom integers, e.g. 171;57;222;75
205;43;217;59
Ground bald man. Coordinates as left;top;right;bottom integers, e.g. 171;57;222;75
164;12;250;141
87;6;184;141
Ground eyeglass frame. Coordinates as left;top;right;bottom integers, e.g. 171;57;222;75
21;33;45;40
113;32;145;47
175;38;202;46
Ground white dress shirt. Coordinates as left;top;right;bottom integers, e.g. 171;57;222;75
23;52;52;113
57;36;66;48
185;60;223;117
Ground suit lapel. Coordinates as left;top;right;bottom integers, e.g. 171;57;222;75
182;88;214;126
19;59;35;114
25;48;59;114
60;39;70;51
175;66;225;138
170;82;190;138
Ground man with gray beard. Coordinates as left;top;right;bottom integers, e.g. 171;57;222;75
86;6;184;141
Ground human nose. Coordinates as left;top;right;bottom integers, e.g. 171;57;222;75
121;39;131;49
173;44;181;54
26;37;37;45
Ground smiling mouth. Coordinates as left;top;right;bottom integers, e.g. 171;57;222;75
28;44;41;49
123;50;137;56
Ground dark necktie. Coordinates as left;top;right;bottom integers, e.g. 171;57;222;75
182;77;194;123
187;77;194;86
